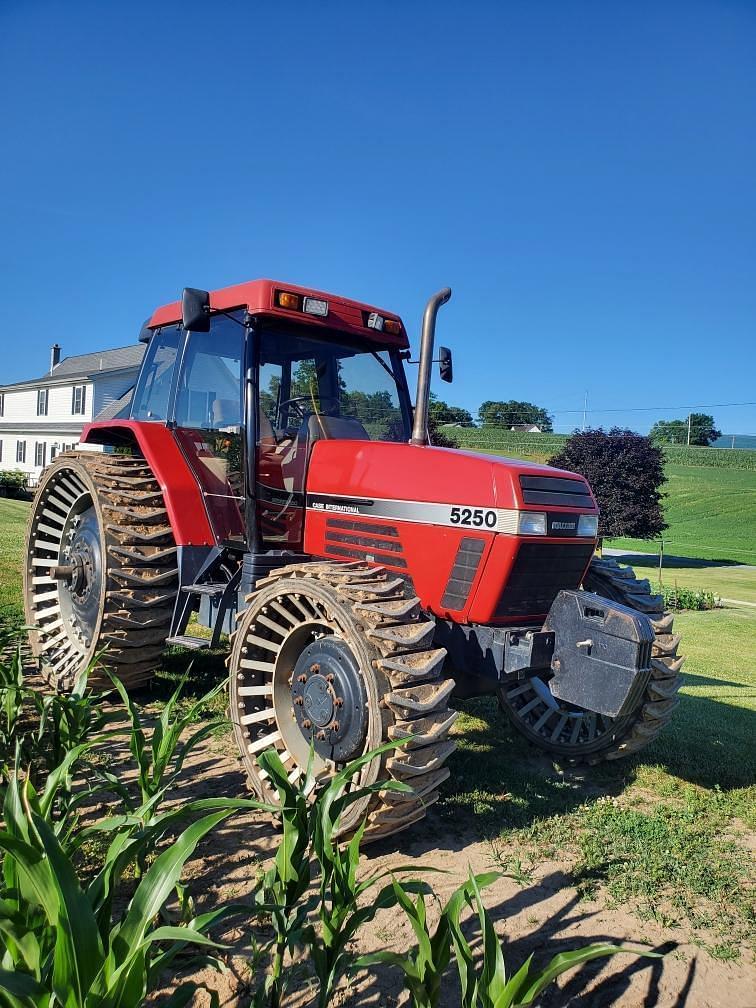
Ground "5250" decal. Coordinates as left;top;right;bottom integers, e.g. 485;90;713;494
449;506;498;528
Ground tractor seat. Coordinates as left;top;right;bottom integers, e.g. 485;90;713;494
306;413;371;445
212;398;241;430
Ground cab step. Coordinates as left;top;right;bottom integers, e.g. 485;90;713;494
181;583;227;597
166;634;211;650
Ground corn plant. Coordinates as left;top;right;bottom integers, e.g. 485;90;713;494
306;741;438;1008
252;740;434;1008
251;748;316;1008
35;661;114;773
360;865;661;1008
356;871;500;1008
0;771;260;1008
0;641;27;772
106;670;226;820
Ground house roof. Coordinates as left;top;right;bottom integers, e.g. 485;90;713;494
93;388;134;421
51;344;145;379
0;344;144;391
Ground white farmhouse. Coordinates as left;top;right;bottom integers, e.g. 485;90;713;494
0;343;144;485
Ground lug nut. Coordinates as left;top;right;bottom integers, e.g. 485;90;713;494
297;674;307;683
316;730;326;741
331;721;340;732
294;696;304;706
309;663;320;673
326;673;335;684
334;697;344;708
302;719;312;729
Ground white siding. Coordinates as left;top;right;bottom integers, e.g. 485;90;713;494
92;369;140;415
0;435;81;483
1;382;94;425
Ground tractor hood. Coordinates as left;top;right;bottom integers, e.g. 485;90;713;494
305;440;598;522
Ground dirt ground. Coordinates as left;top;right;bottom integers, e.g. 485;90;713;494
123;731;756;1008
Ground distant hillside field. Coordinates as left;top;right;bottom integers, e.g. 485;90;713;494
441;428;756;564
604;465;756;563
442;427;756;470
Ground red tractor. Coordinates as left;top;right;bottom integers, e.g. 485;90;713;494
24;279;682;839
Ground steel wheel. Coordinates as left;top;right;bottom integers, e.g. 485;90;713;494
24;451;178;691
229;561;457;840
498;557;683;762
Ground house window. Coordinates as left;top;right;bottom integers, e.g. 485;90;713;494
0;393;4;417
72;385;86;415
0;441;3;463
37;388;49;416
16;441;26;464
50;445;57;461
35;442;47;467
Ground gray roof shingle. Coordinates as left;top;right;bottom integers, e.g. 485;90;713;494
0;344;145;390
50;345;145;378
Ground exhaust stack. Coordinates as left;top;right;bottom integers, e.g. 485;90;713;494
410;287;452;446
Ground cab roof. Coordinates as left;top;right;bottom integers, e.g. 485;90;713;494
148;278;409;349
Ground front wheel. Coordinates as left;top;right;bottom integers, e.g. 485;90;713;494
228;561;457;840
498;557;683;763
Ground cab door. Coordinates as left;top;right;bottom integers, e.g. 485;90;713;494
172;312;246;547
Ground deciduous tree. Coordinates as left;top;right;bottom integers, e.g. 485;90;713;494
649;414;721;447
549;428;667;539
478;400;553;432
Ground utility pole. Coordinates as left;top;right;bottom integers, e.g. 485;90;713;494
583;391;588;431
687;413;692;446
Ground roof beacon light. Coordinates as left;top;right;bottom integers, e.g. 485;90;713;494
303;296;328;317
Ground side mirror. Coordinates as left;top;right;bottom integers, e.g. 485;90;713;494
137;318;153;344
182;288;211;332
439;346;453;383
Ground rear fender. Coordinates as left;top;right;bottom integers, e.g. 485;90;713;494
81;420;214;546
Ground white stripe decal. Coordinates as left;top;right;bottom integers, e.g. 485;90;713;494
307;493;519;534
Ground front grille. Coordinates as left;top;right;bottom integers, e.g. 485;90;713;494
494;542;594;617
324;518;406;568
519;475;593;509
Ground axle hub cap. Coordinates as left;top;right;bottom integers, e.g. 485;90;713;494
290;637;367;762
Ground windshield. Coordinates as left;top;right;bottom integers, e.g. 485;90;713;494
258;327;410;443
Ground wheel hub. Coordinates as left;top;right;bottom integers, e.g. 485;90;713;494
290;637;367;762
58;506;102;643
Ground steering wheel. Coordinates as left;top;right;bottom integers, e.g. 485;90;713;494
277;396;314;425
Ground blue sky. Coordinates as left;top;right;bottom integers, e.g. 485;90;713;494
1;0;754;434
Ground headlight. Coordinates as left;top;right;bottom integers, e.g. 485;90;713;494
518;511;547;536
577;514;599;537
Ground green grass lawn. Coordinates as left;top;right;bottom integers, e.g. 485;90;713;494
0;497;28;621
644;558;755;605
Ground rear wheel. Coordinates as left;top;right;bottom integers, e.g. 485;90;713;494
498;556;683;762
23;451;178;691
228;561;457;840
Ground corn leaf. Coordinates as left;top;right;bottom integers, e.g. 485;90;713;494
516;944;663;1005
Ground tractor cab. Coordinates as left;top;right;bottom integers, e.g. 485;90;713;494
128;283;414;553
